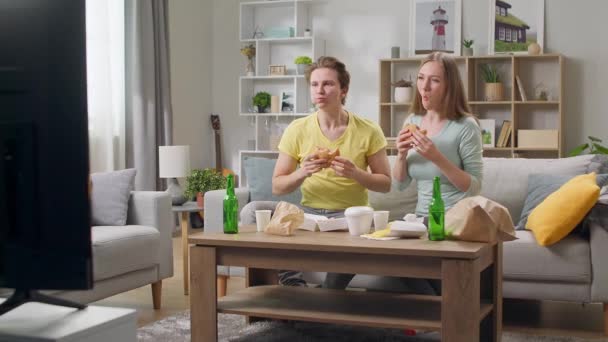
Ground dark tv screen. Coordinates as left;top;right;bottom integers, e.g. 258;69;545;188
0;0;93;292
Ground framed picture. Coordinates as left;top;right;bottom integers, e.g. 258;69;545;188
489;0;544;54
269;64;286;76
409;0;462;56
479;119;496;147
280;91;294;113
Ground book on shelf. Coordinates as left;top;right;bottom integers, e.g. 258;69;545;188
516;75;527;101
504;122;513;147
496;120;512;147
298;213;347;232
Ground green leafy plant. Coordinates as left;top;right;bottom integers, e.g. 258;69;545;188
480;64;500;83
568;136;608;156
294;56;312;65
391;77;413;87
184;168;227;200
463;39;474;48
252;91;271;110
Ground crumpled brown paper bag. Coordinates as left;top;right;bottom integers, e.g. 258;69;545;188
265;201;304;236
445;196;517;243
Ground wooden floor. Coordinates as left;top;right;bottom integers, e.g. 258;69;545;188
94;228;606;339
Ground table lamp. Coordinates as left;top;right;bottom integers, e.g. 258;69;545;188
158;145;191;205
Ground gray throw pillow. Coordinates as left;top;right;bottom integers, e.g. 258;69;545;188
516;173;608;230
243;157;302;204
91;168;137;226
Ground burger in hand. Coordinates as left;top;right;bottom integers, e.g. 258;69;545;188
314;146;340;168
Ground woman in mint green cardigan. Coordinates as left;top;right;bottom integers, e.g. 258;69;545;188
392;52;483;296
393;52;483;217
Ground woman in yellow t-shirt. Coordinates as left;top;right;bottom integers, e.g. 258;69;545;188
242;56;391;288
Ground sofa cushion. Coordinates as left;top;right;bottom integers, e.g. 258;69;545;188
503;230;591;283
526;173;601;246
368;156;417;221
90;168;136;226
517;173;608;230
91;225;159;281
480;155;598;221
243;157;302;204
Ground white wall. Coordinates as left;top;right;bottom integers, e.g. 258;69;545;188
171;0;608;172
168;0;214;170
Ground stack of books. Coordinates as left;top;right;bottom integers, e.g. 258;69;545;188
496;120;512;147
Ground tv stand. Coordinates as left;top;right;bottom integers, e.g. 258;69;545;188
0;289;86;316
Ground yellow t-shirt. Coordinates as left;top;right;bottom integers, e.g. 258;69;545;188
278;111;387;210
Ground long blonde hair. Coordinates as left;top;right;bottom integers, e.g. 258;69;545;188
410;52;472;120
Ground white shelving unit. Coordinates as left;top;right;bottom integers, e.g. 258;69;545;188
238;0;324;186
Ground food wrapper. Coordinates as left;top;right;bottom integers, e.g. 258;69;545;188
446;196;517;243
264;201;304;236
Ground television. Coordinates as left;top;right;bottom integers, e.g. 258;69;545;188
0;0;93;315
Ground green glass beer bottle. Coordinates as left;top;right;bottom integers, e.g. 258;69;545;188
223;174;238;234
428;176;445;241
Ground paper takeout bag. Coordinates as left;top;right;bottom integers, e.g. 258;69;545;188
265;201;304;236
445;196;517;243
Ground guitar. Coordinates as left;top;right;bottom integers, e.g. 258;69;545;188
210;114;236;180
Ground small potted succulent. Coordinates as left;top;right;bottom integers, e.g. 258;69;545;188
462;39;474;57
184;168;227;208
391;77;413;103
252;91;271;113
481;64;503;101
294;55;312;75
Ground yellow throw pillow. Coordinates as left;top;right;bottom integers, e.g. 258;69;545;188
526;173;600;246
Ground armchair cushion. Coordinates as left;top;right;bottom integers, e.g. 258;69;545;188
90;168;136;226
244;157;301;204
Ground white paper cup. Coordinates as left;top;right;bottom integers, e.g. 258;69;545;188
255;210;272;232
373;211;390;231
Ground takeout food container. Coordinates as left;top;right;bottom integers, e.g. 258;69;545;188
344;206;374;236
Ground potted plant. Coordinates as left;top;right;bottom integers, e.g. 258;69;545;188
184;168;227;208
481;64;503;101
240;43;256;76
294;56;312;75
462;39;474;56
252;91;271;113
568;136;608;156
391;77;413;103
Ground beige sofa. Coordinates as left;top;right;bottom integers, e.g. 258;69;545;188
205;154;608;332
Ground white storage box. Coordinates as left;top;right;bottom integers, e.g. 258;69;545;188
517;129;559;148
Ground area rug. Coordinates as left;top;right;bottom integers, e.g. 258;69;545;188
137;311;603;342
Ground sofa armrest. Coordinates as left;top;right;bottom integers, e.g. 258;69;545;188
203;187;251;233
127;191;173;280
590;219;608;302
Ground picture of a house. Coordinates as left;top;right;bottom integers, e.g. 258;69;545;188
494;0;536;52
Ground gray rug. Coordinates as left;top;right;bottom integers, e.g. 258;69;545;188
137;311;604;342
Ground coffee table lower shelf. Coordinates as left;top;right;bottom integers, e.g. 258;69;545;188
218;285;493;331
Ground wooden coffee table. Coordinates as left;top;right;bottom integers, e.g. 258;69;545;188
189;225;502;342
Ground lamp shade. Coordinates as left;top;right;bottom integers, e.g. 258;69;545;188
158;145;191;178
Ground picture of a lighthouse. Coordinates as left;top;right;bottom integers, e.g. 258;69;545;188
410;0;461;56
430;6;448;51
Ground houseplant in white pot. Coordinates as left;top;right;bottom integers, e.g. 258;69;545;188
481;64;503;101
392;77;413;103
294;56;312;75
462;39;474;56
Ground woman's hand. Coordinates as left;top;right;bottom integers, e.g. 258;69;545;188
330;156;360;179
298;153;327;178
410;130;441;162
395;127;414;159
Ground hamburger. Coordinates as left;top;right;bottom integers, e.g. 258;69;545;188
314;146;340;168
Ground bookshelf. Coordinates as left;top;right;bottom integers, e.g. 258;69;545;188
379;54;564;158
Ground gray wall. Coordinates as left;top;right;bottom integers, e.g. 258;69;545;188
170;0;608;172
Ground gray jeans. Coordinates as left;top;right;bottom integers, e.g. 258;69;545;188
240;201;345;287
